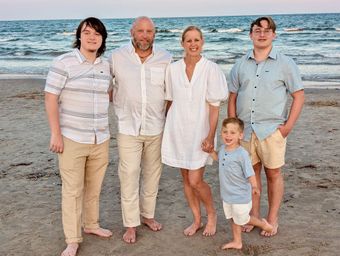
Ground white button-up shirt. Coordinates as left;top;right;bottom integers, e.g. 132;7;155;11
45;49;111;144
110;43;172;136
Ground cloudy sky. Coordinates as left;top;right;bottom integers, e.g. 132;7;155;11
0;0;339;20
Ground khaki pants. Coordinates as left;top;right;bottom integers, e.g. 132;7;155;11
58;137;109;244
117;133;162;227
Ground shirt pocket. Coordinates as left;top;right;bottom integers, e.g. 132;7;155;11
150;67;165;85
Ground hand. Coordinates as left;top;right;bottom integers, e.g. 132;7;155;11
49;134;64;153
252;186;260;196
201;136;214;153
278;124;291;138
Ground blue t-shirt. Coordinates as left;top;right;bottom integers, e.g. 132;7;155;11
218;145;255;204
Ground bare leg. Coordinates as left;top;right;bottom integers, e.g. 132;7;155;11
261;167;283;236
61;243;78;256
248;216;273;233
187;168;217;236
123;227;137;243
222;220;242;250
242;162;262;233
181;169;202;236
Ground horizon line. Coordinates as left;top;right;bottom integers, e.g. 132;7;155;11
0;11;339;22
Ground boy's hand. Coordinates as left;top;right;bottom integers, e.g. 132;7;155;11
252;186;260;196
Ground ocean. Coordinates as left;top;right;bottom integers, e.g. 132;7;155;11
0;13;339;88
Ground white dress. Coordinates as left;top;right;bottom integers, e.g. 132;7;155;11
161;57;228;170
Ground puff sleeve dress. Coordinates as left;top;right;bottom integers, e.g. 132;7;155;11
161;57;228;170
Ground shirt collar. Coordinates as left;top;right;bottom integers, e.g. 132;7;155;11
74;48;102;64
246;47;278;60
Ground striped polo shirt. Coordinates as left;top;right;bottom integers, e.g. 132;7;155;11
45;49;112;144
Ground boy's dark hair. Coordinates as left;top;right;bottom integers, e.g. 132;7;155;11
250;16;276;33
73;17;107;57
222;117;244;132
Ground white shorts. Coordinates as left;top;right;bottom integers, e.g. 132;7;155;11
222;201;252;226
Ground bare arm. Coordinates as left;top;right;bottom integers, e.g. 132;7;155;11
279;89;305;138
202;104;219;153
209;150;218;161
45;92;63;153
227;92;237;118
248;175;260;195
165;100;172;116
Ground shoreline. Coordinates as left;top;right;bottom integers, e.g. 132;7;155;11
0;75;340;90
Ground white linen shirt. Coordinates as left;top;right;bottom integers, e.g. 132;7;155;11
109;43;172;136
44;49;111;144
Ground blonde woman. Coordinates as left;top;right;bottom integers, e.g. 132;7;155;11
162;26;228;236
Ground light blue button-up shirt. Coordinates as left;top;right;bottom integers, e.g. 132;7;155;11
228;47;303;141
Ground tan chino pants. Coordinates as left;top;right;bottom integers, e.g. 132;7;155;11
58;137;109;244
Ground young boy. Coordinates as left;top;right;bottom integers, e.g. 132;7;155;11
210;117;273;250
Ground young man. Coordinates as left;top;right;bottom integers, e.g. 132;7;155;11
45;17;112;256
109;16;172;244
228;16;304;237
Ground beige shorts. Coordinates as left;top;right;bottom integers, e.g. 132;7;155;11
223;201;252;226
241;129;287;169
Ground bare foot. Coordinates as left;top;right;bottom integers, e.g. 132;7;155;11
183;222;202;236
221;241;242;250
202;214;217;236
61;243;78;256
241;224;254;233
261;222;278;237
261;218;274;233
123;227;136;244
84;227;112;238
141;217;162;231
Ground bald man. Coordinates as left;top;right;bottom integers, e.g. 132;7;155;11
109;17;172;243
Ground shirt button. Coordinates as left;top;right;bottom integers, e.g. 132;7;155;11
254;86;257;88
252;110;254;113
222;163;224;166
253;99;255;101
252;122;254;124
256;75;259;77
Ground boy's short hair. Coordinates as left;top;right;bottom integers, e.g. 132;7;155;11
250;16;276;33
222;117;244;132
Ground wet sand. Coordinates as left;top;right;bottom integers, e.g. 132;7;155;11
0;79;339;256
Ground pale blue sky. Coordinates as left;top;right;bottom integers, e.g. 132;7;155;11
0;0;339;20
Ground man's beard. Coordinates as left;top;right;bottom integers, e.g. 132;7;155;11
133;38;153;51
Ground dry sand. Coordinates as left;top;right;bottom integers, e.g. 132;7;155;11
0;78;339;256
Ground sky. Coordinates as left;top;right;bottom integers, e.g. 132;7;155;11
0;0;339;20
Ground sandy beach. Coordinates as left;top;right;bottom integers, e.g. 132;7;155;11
0;78;339;256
